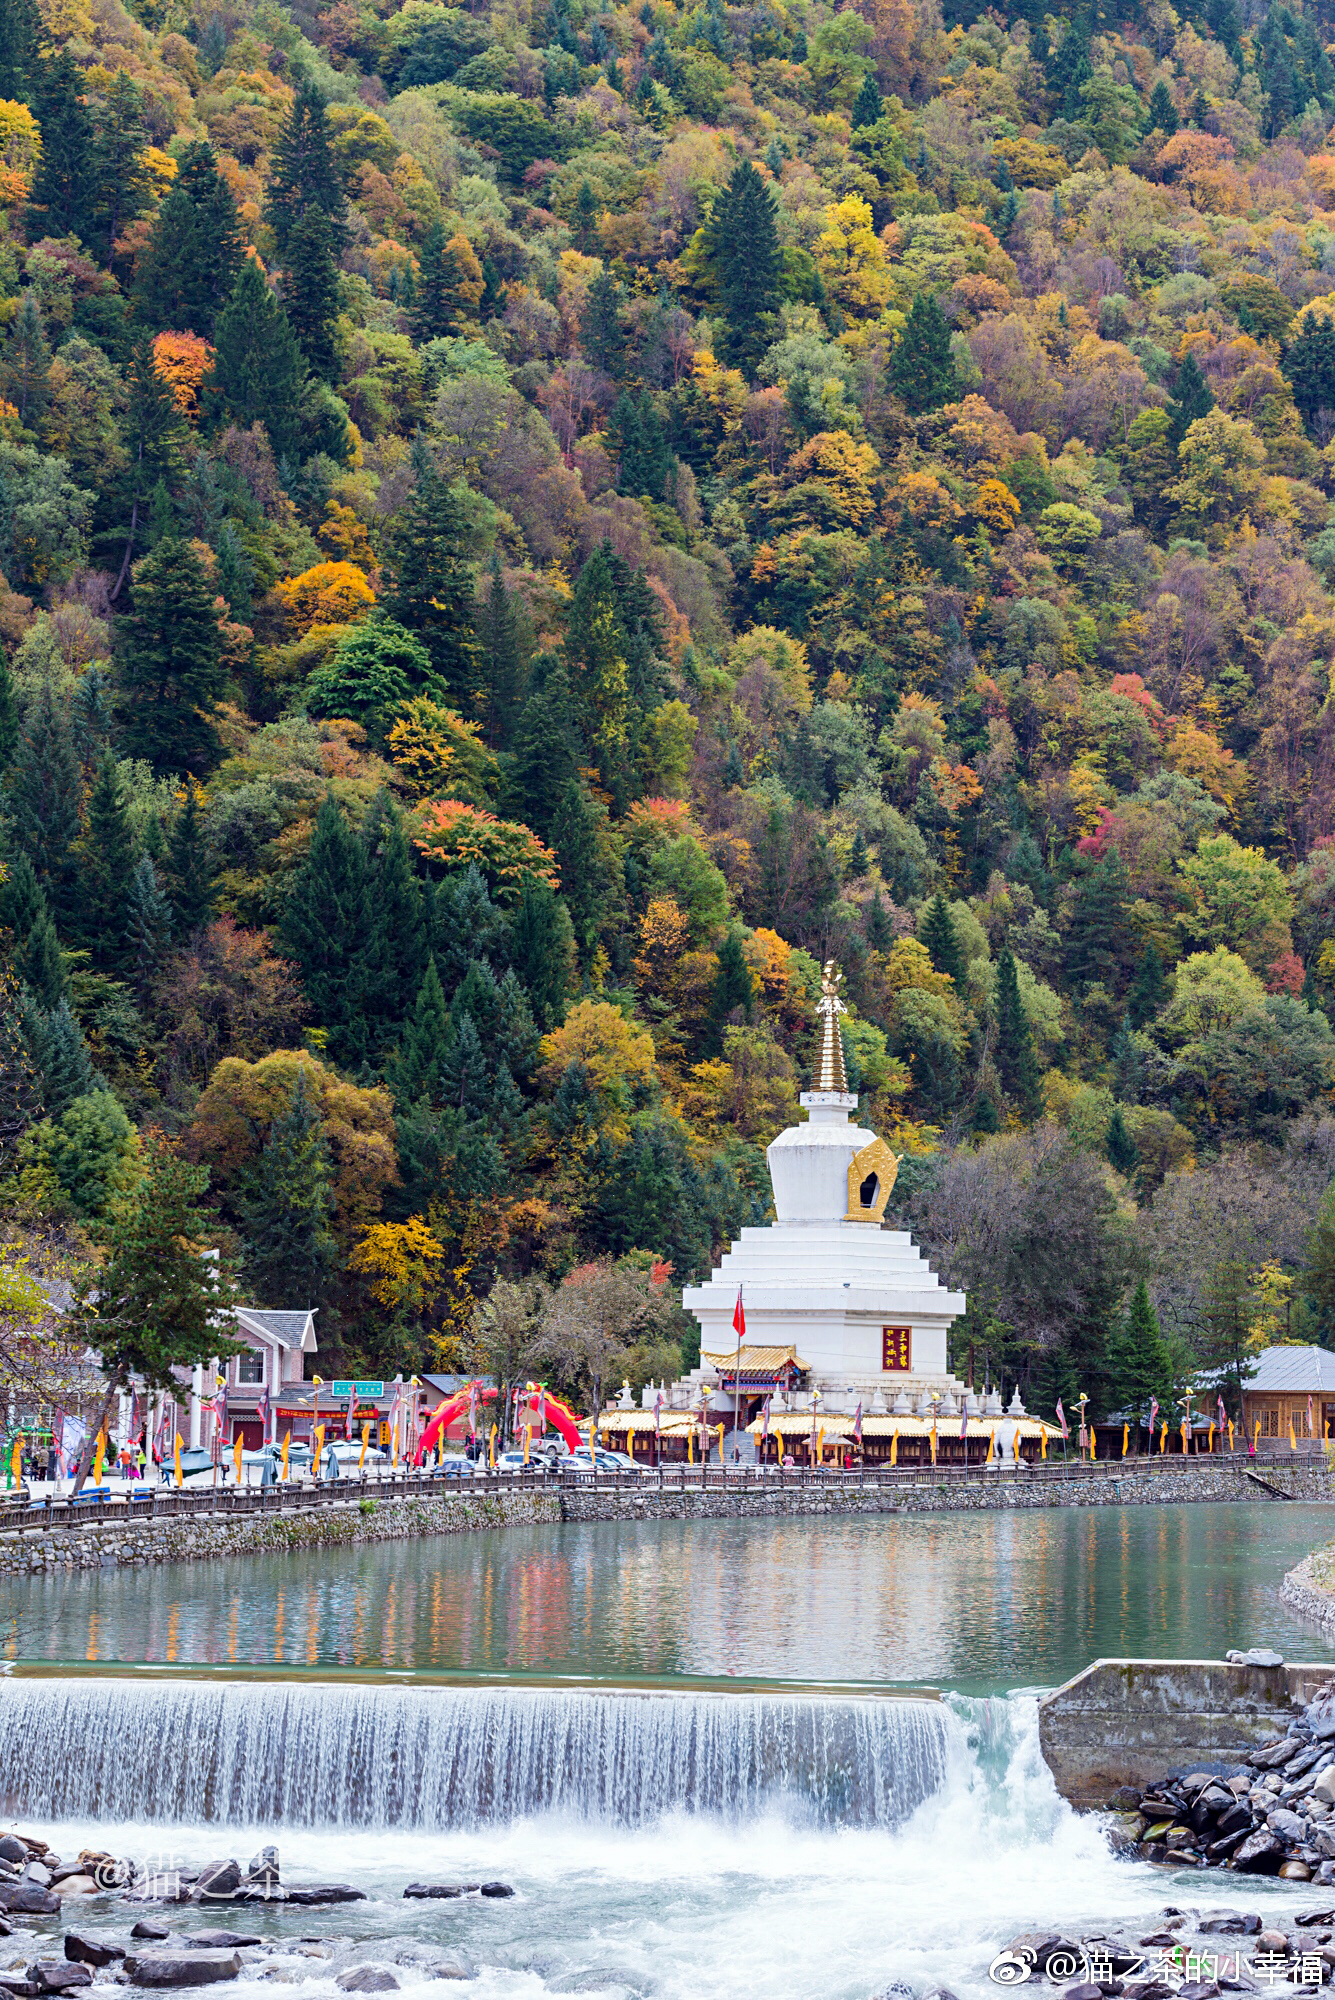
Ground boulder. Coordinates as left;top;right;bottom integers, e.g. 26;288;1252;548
282;1887;365;1906
23;1866;52;1890
1254;1742;1305;1771
1282;1862;1315;1881
64;1938;126;1968
185;1937;261;1953
1234;1830;1285;1874
1314;1770;1335;1807
334;1971;398;1993
120;1953;242;1987
190;1864;240;1904
1176;1985;1220;2000
27;1967;91;1994
0;1886;60;1915
1198;1914;1262;1935
130;1926;171;1942
50;1880;98;1900
246;1852;278;1882
0;1841;28;1867
1268;1810;1307;1843
1061;1985;1102;2000
402;1886;464;1901
1258;1931;1290;1953
395;1956;470;1983
0;1978;39;1998
479;1884;514;1899
1214;1803;1253;1838
1108;1788;1142;1811
1245;1649;1286;1668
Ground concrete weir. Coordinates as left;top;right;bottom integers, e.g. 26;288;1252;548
1038;1656;1335;1808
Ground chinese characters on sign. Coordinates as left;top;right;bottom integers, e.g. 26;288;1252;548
882;1326;911;1371
989;1947;1325;1989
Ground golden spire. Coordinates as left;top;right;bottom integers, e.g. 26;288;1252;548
815;959;849;1093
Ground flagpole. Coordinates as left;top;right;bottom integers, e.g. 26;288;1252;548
732;1284;744;1478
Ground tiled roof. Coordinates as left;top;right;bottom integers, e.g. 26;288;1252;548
235;1308;316;1349
702;1346;806;1372
1247;1344;1335;1393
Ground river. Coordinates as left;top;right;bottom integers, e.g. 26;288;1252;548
0;1503;1331;1999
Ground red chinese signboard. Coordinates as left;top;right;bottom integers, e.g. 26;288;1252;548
883;1326;911;1371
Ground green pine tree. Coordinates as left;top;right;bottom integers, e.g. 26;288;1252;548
127;854;172;996
713;161;783;376
165;786;216;938
513;665;581;837
582;268;627;377
1;853;67;1010
281;207;342;382
1167;349;1215;447
134;141;243;339
266;81;348;260
1066;851;1131;994
706;925;753;1052
0;293;52;431
573;179;598;251
359;791;427;1053
995;946;1041;1121
1146;78;1179;134
920;891;965;986
509;878;574;1031
550;778;612;967
68;1131;234;1495
115;537;227;777
1112;1278;1171;1424
1106;1103;1139;1176
26;52;99;246
21;995;97;1118
204;257;306;463
380;439;479;706
106;340;190;600
891;292;957;415
409;218;453;343
239;1066;336;1306
0;968;41;1166
77;746;137;973
851;71;882;127
1127;941;1168;1028
0;0;41;98
0;654;19;774
477;553;526;748
8;683;82;928
91;71;153;265
279;795;372;1066
392;956;452;1104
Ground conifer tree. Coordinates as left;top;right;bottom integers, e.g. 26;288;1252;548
127;854;172;996
115;538;226;776
510;878;573;1030
1167;350;1215;447
1113;1278;1171;1421
240;1067;336;1305
135;142;243;339
279;796;371;1064
9;684;81;927
1066;852;1131;995
1146;78;1179;133
359;791;427;1049
712;161;782;375
1126;940;1168;1027
69;1132;230;1495
393;956;451;1104
78;746;137;973
891;292;956;414
0;656;18;775
107;341;189;599
26;52;99;246
92;72;153;264
21;994;98;1118
995;947;1041;1121
440;1010;492;1116
550;778;610;966
920;891;965;986
477;554;526;748
1305;1183;1335;1343
574;180;598;251
615;390;671;500
266;82;347;383
380;439;479;705
706;926;753;1052
0;293;52;431
204;257;306;463
282;208;342;381
851;71;882;127
582;268;627;377
513;666;581;836
1106;1103;1138;1176
165;786;216;938
1;854;66;1010
0;0;40;98
409;219;453;342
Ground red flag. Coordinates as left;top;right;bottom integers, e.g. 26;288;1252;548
853;1400;863;1441
1310;1394;1316;1438
732;1287;745;1341
1056;1398;1069;1439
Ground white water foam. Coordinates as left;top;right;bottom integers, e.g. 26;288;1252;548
0;1684;1312;2000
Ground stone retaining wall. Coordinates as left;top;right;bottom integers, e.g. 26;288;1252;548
1;1457;1327;1581
0;1490;561;1577
560;1458;1335;1522
1283;1550;1335;1635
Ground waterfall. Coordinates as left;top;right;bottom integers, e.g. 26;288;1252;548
0;1678;954;1831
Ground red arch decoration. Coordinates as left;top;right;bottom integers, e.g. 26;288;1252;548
414;1383;497;1465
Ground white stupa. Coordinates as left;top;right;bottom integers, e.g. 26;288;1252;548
682;962;969;1405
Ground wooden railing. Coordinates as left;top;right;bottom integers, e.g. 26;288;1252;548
0;1443;1321;1535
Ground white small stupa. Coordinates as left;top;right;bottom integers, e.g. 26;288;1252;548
682;962;969;1404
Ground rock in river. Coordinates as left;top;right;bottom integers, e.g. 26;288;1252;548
121;1952;242;1987
334;1970;399;1993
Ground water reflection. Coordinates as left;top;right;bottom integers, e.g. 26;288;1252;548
3;1503;1333;1694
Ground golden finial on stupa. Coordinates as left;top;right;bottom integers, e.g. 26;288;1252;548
815;959;849;1093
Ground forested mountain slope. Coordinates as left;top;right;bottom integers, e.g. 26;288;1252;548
3;0;1335;1412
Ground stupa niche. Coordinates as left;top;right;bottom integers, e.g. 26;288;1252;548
681;961;969;1401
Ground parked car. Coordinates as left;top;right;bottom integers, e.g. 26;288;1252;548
560;1448;633;1478
436;1454;475;1479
